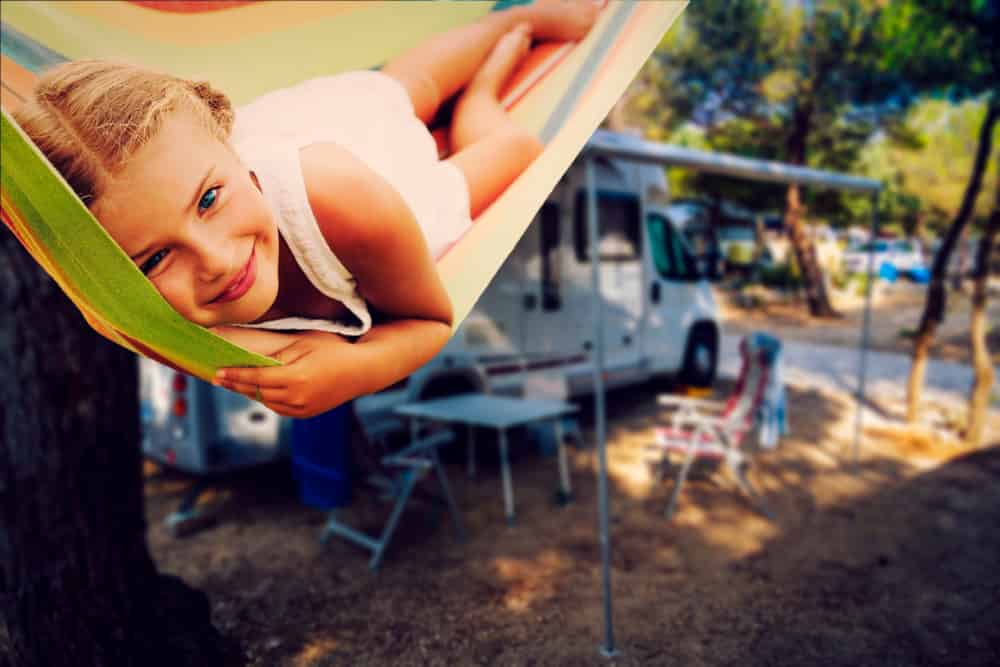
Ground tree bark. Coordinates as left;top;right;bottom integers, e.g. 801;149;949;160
906;95;1000;423
0;231;242;665
786;183;840;317
966;194;999;448
784;101;840;318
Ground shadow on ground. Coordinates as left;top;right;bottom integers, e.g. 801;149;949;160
140;379;1000;666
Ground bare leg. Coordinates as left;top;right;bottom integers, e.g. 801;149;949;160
382;0;600;123
446;28;543;218
448;130;542;219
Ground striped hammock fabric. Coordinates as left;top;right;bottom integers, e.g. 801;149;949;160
1;0;684;381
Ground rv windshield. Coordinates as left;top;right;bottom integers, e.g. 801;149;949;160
648;212;700;281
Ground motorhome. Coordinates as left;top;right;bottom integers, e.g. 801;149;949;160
139;130;721;474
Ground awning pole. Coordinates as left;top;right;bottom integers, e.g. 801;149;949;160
586;158;617;658
853;192;880;465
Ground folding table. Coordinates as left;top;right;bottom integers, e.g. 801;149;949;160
394;395;579;524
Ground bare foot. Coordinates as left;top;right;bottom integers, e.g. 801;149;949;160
523;0;601;43
468;24;533;98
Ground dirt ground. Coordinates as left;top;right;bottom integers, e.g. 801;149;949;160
143;377;1000;666
719;282;1000;365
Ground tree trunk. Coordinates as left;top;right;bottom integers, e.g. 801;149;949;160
786;183;840;317
0;232;242;666
784;99;839;318
906;95;1000;423
966;196;999;448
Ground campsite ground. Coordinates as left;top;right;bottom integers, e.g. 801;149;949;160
143;326;1000;667
718;279;1000;366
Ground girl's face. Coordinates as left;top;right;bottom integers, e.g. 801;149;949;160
94;110;280;328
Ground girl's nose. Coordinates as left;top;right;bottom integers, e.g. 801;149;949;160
192;237;231;283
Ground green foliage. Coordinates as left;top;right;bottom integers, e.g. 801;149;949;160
629;0;778;136
759;259;803;289
831;269;850;290
627;0;904;229
881;222;906;238
880;0;1000;99
858;97;1000;233
625;0;1000;245
681;117;787;211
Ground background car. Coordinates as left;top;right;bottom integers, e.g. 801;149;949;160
842;238;926;279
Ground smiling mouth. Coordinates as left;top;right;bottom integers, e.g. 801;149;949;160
211;245;256;305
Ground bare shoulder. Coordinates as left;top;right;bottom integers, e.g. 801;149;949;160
298;142;406;261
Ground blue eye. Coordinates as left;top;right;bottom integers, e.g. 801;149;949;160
140;249;170;275
198;187;219;212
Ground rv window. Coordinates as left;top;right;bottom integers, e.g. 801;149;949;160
573;191;641;262
647;213;699;282
539;202;561;310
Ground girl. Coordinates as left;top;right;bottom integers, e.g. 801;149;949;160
13;1;599;417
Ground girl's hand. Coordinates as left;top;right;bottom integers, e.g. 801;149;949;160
214;331;360;418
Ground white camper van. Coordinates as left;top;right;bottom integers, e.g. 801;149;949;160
139;130;720;474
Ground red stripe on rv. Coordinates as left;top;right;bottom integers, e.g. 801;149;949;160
485;354;587;376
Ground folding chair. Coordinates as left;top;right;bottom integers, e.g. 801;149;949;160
319;405;465;570
647;333;787;520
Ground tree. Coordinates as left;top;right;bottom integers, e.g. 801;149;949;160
864;98;998;231
630;0;899;317
0;232;241;665
965;189;998;447
856;97;999;240
880;0;1000;423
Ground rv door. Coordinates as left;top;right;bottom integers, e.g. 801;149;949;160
567;188;644;375
643;210;708;373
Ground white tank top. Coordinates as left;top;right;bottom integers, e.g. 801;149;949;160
230;70;472;337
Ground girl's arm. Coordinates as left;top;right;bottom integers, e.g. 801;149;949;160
213;318;450;417
212;143;458;416
299;142;454;327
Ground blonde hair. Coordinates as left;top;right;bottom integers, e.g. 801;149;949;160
12;60;234;206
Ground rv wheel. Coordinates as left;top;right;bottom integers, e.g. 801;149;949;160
679;325;718;388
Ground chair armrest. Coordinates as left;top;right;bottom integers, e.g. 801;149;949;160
669;412;744;445
656;395;724;412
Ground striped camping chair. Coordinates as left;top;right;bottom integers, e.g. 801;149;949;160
647;332;786;520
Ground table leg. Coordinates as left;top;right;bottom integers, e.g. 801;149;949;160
498;428;515;524
554;418;573;505
467;427;476;478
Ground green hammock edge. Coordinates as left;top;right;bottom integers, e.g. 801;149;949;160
1;110;279;378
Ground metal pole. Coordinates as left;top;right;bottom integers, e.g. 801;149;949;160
586;158;617;658
853;192;880;465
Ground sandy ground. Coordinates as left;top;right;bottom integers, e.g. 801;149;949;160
719;282;1000;366
9;283;997;665
141;376;1000;666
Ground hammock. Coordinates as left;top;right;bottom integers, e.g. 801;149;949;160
0;0;684;381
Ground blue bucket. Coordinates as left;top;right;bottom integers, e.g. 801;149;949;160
290;403;352;509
